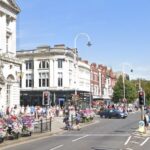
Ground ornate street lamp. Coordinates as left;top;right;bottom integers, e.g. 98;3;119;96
73;33;92;108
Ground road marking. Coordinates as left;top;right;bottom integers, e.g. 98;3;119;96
140;137;150;146
130;140;139;144
80;120;99;127
49;145;63;150
133;135;145;139
132;131;139;135
126;148;133;150
57;133;130;137
124;136;132;145
72;135;89;142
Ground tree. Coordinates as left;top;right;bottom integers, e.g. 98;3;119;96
143;81;150;105
125;80;137;103
113;76;124;103
113;76;137;103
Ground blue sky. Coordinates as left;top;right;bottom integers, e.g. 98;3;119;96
16;0;150;79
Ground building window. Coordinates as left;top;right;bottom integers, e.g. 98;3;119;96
6;84;11;106
58;59;63;68
69;71;72;86
91;85;93;93
39;60;49;69
79;81;84;87
26;74;32;87
6;15;10;26
69;60;73;69
6;32;11;53
91;73;94;80
39;72;49;87
58;72;63;87
6;36;9;52
94;74;97;81
26;60;33;70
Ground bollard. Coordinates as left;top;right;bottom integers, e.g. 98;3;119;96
49;117;52;131
139;120;145;133
46;118;48;130
40;119;43;133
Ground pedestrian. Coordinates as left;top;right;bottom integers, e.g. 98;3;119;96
63;114;72;130
56;105;59;117
75;112;81;131
6;106;10;115
144;113;149;131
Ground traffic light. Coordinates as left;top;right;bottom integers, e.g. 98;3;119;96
139;91;145;105
43;92;50;105
44;93;48;105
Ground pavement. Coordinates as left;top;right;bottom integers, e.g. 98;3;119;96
0;116;98;148
138;127;150;137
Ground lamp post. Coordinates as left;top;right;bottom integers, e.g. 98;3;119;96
63;49;69;108
73;33;92;107
122;63;133;110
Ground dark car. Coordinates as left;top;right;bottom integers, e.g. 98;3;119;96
99;109;127;119
99;109;110;118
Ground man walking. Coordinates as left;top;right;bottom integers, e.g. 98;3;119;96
75;112;81;131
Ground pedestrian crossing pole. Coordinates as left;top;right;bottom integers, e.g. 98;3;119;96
141;105;144;121
138;89;146;133
138;90;145;121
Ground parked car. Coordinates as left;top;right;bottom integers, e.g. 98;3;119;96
99;109;127;119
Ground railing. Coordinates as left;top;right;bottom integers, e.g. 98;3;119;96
33;118;52;133
0;117;52;143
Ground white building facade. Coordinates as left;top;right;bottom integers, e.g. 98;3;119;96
0;0;21;109
17;45;91;107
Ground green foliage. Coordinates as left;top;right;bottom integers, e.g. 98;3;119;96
125;81;137;103
113;76;137;103
113;76;124;103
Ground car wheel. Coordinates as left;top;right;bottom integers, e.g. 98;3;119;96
29;132;32;136
117;115;121;119
0;138;4;143
16;133;20;139
102;115;106;118
104;115;107;118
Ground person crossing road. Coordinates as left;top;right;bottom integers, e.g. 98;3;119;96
75;112;81;131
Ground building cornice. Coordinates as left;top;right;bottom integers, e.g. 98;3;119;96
0;0;20;15
16;49;75;60
0;53;22;65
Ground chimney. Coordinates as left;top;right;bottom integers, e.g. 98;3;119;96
83;60;88;64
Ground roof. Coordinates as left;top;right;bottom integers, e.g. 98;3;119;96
1;0;20;13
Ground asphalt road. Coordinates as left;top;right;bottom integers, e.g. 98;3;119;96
1;112;149;150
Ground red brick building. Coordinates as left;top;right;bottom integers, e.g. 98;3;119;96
91;63;117;106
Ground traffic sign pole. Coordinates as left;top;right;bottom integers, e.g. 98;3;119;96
138;90;145;121
141;105;144;121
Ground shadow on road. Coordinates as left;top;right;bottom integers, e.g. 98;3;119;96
91;147;120;150
114;130;126;133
